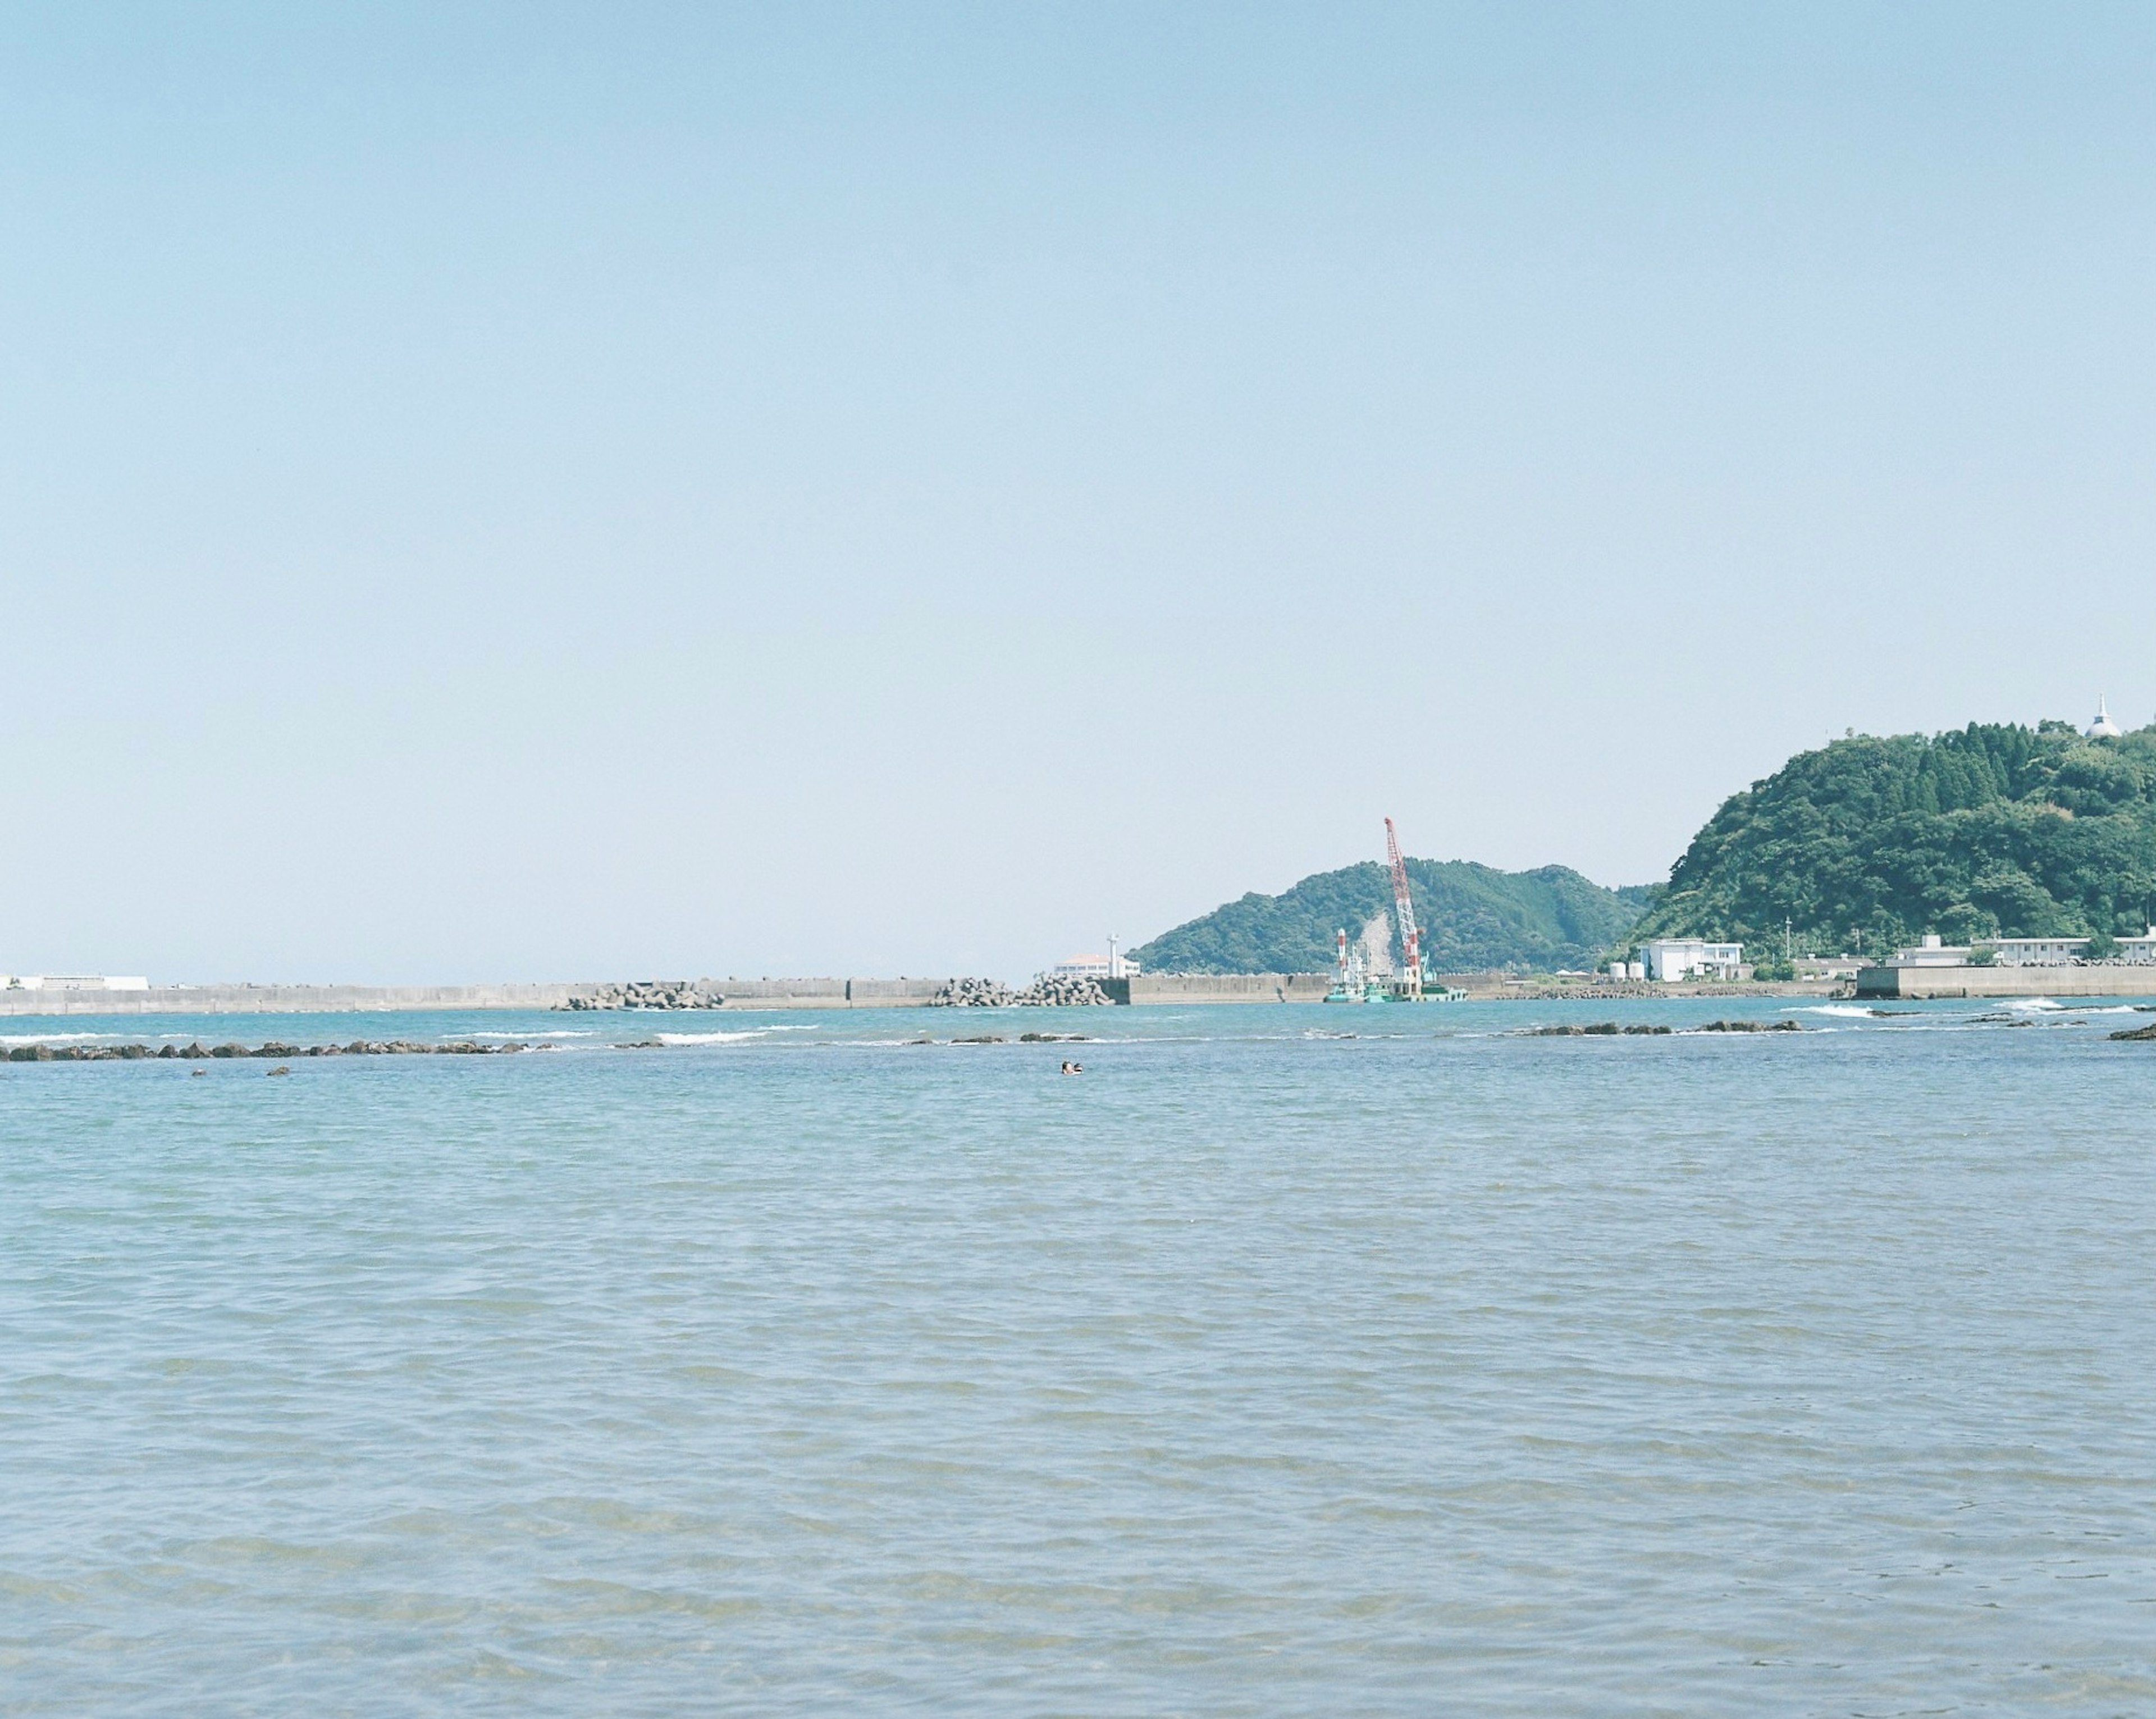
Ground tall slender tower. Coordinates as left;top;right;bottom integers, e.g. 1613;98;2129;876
1384;817;1422;1000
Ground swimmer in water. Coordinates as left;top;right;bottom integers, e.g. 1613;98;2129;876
1060;1060;1084;1075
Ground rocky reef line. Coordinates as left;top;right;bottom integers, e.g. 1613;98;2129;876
6;1040;536;1062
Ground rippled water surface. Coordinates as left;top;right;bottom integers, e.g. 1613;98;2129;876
4;998;2154;1715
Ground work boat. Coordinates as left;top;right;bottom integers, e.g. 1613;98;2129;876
1326;927;1372;1002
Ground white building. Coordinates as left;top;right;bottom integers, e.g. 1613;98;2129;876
1992;929;2156;966
1991;936;2089;966
2087;696;2124;739
1640;939;1744;981
1045;954;1141;980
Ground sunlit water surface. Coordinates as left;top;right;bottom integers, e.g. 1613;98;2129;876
3;997;2153;1715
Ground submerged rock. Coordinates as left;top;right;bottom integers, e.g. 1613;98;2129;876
1525;1022;1673;1036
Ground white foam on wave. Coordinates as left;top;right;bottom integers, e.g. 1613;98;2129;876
1794;1004;1874;1018
459;1030;593;1040
0;1031;106;1045
2000;997;2066;1013
654;1029;787;1045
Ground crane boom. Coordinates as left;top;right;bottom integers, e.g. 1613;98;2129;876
1385;817;1422;999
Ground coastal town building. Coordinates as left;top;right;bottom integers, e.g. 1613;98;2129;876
1993;936;2089;966
1888;934;1972;968
1046;954;1142;980
1641;938;1744;981
1886;929;2156;968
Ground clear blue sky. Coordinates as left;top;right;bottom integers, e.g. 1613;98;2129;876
6;4;2154;982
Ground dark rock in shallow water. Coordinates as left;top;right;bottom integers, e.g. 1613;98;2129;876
1525;1022;1673;1036
2109;1021;2156;1041
6;1037;535;1064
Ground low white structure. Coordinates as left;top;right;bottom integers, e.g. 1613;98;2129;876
1991;936;2089;967
2115;930;2156;964
1;975;150;992
1641;939;1744;981
1607;961;1645;980
1046;954;1141;980
2088;696;2124;740
1887;934;1970;968
1991;929;2156;966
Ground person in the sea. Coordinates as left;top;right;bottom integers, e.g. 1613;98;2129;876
1060;1060;1083;1075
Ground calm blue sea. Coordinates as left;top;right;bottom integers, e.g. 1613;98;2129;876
4;996;2154;1715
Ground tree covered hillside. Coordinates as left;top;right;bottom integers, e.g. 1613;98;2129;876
1633;720;2156;955
1131;860;1653;976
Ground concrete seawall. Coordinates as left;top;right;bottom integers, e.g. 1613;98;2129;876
0;983;582;1016
1856;965;2156;999
0;975;1335;1014
1107;973;1336;1004
0;972;1865;1015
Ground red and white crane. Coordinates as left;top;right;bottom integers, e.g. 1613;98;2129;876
1384;816;1423;1000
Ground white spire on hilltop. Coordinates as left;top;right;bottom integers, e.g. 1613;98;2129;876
2088;695;2123;739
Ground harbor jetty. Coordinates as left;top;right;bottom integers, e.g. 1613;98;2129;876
0;973;1344;1014
0;970;1859;1017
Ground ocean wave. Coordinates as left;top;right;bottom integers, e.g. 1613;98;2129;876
654;1030;788;1045
2000;997;2066;1012
0;1032;106;1045
1794;1004;1874;1018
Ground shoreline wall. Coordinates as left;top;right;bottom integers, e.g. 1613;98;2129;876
0;975;1342;1014
0;971;1869;1016
1115;973;1336;1004
0;982;582;1016
1856;966;2156;999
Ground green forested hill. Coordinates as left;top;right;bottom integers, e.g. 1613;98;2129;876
1131;860;1652;976
1633;721;2156;957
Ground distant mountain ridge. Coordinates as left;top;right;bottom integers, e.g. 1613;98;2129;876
1131;860;1655;976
